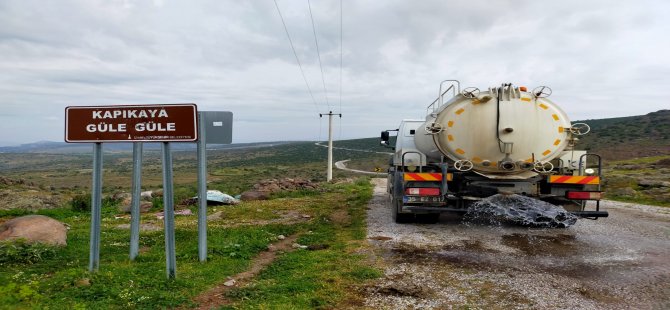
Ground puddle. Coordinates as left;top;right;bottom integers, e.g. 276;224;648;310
464;194;578;228
501;233;578;256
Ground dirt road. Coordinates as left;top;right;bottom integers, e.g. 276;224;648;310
335;160;387;176
364;178;670;309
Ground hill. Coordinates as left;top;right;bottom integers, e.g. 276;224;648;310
330;110;670;161
576;110;670;160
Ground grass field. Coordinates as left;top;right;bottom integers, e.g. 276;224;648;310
0;178;379;309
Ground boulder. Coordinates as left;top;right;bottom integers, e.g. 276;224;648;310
0;215;68;246
637;179;670;188
110;192;132;207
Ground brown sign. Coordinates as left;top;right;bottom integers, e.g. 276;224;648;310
65;104;198;142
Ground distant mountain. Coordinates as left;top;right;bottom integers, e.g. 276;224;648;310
576;110;670;160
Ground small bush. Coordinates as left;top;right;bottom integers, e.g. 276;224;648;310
70;194;91;212
151;197;164;211
0;240;57;266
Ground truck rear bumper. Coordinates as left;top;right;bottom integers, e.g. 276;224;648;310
402;206;609;218
402;206;468;213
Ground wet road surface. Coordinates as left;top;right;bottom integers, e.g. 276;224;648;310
365;179;670;309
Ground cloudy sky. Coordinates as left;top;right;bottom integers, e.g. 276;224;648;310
1;0;668;146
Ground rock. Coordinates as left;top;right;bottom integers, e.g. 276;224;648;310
207;211;225;221
240;191;270;201
607;187;636;197
616;164;644;170
223;279;236;287
75;278;91;287
181;197;198;206
111;192;131;201
118;202;153;213
291;243;308;249
637;179;670;188
141;191;153;200
264;183;282;192
0;215;68;246
277;234;286;240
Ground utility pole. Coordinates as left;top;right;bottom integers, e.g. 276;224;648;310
320;111;342;182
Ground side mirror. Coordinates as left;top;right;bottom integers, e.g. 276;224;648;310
381;131;390;142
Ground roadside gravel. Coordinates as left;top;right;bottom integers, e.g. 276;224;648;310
364;178;670;309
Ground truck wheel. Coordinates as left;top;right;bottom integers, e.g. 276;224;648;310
392;199;414;223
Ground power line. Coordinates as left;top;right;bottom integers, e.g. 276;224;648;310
339;0;343;115
273;0;320;114
307;0;330;111
338;0;343;140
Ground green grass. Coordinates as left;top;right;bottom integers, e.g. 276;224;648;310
223;178;380;309
0;178;381;309
601;155;670;207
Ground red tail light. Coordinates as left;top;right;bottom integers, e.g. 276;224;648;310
405;188;440;196
566;191;602;200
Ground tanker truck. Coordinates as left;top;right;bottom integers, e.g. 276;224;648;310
380;80;607;223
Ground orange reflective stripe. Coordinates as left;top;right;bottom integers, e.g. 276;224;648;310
404;173;442;181
549;175;600;185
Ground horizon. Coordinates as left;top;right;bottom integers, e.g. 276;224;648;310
3;108;667;148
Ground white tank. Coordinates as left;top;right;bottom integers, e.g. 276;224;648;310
414;85;572;174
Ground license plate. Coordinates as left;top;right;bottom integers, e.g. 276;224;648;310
404;196;444;203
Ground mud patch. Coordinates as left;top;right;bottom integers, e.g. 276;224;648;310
368;236;393;241
191;234;300;309
501;233;579;256
330;209;351;225
376;282;432;298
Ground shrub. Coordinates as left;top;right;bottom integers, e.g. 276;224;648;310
70;193;91;212
0;240;57;266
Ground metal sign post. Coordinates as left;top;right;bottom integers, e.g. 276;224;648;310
196;111;233;262
88;143;103;272
66;104;198;278
161;142;177;278
197;112;208;262
129;142;143;261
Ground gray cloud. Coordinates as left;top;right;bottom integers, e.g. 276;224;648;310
0;0;668;145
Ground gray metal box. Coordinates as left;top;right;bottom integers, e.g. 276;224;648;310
201;111;233;144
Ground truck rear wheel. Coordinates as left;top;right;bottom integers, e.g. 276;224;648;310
392;198;414;223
